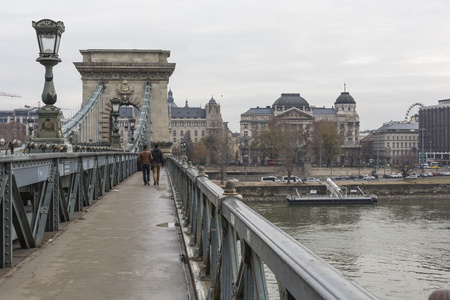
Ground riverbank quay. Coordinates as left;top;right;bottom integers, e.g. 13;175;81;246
212;177;450;202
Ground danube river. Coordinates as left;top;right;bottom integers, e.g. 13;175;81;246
247;197;450;300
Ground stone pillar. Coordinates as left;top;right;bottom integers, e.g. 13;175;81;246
74;49;176;151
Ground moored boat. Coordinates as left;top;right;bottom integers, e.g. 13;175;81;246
286;178;377;205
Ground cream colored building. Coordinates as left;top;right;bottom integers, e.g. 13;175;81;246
169;91;227;148
239;91;360;165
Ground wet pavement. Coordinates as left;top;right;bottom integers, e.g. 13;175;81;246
0;170;189;299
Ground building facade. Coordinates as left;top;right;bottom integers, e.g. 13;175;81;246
169;91;227;149
373;121;419;165
419;100;450;164
239;90;360;165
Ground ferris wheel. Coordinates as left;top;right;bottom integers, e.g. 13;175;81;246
404;103;425;122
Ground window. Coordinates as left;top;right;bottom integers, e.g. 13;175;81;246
173;131;177;136
244;131;248;137
201;130;205;136
194;122;198;127
261;124;265;129
172;122;177;127
180;130;184;137
187;122;191;127
195;138;198;143
195;130;198;136
180;122;184;127
173;138;176;143
244;124;248;129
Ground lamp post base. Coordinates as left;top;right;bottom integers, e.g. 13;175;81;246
32;106;69;146
111;133;121;148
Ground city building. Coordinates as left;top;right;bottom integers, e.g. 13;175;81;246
169;91;227;149
373;121;419;166
419;100;450;164
0;107;38;142
239;89;360;165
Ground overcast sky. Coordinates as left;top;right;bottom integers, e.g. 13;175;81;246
2;0;450;132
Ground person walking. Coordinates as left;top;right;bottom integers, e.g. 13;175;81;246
151;144;164;185
138;145;153;185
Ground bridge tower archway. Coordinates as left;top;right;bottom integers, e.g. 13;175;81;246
74;49;176;153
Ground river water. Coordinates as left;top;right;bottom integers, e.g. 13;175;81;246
246;198;450;300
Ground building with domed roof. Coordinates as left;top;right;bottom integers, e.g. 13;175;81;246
239;89;360;165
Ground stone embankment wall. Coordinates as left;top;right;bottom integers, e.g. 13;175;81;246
230;182;450;202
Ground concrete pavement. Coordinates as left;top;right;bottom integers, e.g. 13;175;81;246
0;169;189;299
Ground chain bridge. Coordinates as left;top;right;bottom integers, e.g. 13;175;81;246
0;49;383;299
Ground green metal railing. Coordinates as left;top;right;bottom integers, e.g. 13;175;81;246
167;156;377;300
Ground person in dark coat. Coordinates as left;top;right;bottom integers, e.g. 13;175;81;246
151;144;164;185
138;145;153;185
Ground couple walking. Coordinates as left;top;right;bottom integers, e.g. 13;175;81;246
138;144;164;185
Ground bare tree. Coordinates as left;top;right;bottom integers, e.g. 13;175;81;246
252;120;308;183
318;120;341;174
202;132;233;184
190;141;208;165
0;121;27;142
396;153;417;178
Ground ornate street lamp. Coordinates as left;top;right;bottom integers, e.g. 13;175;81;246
110;98;121;148
32;19;64;106
27;118;35;140
129;117;136;142
31;19;68;146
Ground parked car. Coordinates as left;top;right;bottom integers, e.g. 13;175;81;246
281;176;302;183
405;174;419;179
441;171;450;176
260;176;280;182
346;175;356;180
331;175;343;181
362;175;376;180
305;177;321;182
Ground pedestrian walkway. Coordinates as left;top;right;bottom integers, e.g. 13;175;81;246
0;169;189;299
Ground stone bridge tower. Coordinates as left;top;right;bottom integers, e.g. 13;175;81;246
74;49;176;153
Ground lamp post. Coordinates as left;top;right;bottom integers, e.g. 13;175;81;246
319;139;322;168
129;117;136;142
27;118;35;140
110;98;121;148
31;19;68;146
180;141;187;161
420;128;426;174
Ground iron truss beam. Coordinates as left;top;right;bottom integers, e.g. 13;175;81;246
0;152;137;268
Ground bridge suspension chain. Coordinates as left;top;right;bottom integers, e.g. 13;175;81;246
125;82;151;152
61;82;104;138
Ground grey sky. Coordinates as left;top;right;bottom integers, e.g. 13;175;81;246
2;0;450;132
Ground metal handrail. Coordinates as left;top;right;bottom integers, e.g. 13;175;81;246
167;156;377;299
